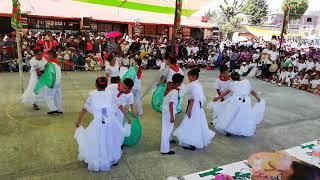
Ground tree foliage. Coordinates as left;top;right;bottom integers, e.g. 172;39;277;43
219;0;244;21
283;0;309;20
207;0;245;39
241;0;268;25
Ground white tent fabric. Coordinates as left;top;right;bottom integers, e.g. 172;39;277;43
0;0;214;28
122;0;212;11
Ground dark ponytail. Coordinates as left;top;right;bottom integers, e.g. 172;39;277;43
231;71;240;81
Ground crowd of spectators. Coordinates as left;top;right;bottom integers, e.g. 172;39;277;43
1;31;319;95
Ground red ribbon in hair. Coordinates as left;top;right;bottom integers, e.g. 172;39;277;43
98;77;107;85
218;74;230;81
164;82;180;96
170;64;180;73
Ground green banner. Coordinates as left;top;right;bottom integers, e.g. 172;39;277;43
75;0;195;16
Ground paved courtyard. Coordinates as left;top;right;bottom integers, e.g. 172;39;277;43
0;70;319;180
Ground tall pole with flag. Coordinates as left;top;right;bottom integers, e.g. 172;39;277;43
11;0;24;93
172;0;182;45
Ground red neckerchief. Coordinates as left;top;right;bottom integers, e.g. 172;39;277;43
137;65;142;79
48;58;61;67
170;64;180;73
117;83;122;98
164;82;180;96
218;74;230;81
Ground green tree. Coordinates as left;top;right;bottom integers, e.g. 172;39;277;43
280;0;308;48
241;0;268;25
207;0;245;39
220;0;244;22
283;0;309;20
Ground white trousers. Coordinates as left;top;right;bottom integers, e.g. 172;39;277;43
47;83;63;112
132;89;143;115
160;113;174;153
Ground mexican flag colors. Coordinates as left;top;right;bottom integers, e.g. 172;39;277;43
11;0;22;31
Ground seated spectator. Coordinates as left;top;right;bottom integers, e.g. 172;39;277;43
310;73;320;93
0;48;12;72
306;57;315;71
239;62;249;76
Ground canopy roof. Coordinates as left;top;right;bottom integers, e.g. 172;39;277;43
245;26;304;37
0;0;215;28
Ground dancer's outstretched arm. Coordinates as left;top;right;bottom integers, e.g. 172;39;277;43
76;108;87;128
213;90;231;102
119;105;131;124
251;90;261;102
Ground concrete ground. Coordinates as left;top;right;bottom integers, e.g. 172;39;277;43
0;70;319;180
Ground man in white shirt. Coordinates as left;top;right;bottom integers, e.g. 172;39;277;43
105;78;136;124
305;57;315;71
46;50;63;114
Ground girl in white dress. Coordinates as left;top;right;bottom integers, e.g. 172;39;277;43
174;69;215;150
75;77;131;171
210;71;265;137
105;54;120;84
22;47;47;110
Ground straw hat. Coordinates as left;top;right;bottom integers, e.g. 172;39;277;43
140;38;149;44
69;47;76;51
269;63;279;73
160;44;167;48
44;35;50;41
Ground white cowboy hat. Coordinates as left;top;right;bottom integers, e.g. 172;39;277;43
140;38;149;44
160;44;167;48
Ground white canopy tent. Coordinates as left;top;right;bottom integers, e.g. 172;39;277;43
0;0;215;28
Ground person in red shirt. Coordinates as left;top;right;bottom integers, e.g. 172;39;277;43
85;37;94;54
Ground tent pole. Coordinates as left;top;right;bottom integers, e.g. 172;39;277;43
15;26;24;93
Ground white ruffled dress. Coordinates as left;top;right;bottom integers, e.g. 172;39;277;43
74;90;131;171
174;80;215;149
208;79;265;137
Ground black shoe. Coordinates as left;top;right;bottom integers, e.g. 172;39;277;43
170;140;177;144
226;132;232;137
183;145;196;151
161;151;175;155
33;104;40;111
47;111;58;115
56;111;63;114
112;162;118;166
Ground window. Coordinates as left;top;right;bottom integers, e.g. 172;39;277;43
45;20;55;30
28;18;45;29
64;21;80;30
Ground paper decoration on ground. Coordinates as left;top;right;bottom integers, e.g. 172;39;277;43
180;161;251;180
285;140;320;168
123;112;142;146
173;139;320;180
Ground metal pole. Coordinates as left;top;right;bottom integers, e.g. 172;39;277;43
15;26;24;93
279;9;288;51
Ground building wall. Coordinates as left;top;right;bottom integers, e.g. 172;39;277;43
263;13;320;37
